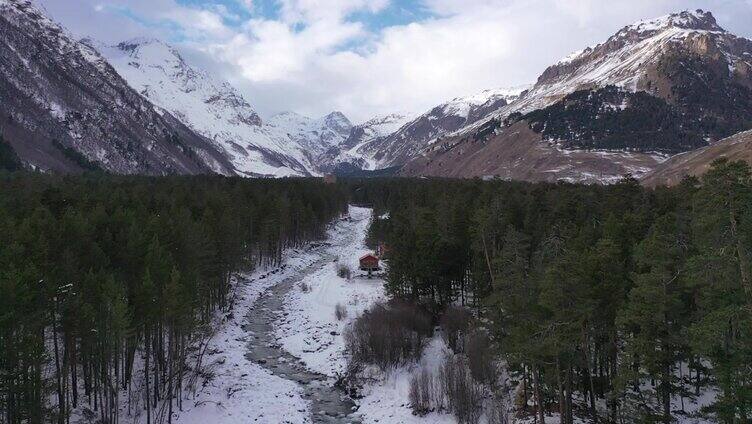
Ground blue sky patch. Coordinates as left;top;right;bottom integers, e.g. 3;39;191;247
351;1;435;31
171;0;435;30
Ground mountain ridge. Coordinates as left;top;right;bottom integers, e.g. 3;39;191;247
98;37;343;177
4;3;752;184
0;0;234;175
400;9;752;182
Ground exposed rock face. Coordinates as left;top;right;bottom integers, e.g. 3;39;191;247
519;9;752;156
356;88;527;169
402;10;752;183
318;113;414;172
512;10;752;115
0;0;233;175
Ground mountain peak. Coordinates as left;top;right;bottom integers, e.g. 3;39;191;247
623;9;723;34
321;111;352;131
0;0;233;175
324;110;348;120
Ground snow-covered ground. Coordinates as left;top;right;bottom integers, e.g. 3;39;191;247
178;205;717;424
356;338;457;424
66;244;325;423
276;206;384;377
67;205;718;424
275;206;457;423
169;250;325;424
170;205;456;424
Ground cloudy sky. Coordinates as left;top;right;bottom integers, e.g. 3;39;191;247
35;0;752;122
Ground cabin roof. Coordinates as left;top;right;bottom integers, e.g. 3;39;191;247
359;253;379;261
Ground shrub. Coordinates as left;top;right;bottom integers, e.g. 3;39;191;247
344;300;433;371
466;330;496;386
439;353;484;424
431;368;447;412
335;303;348;321
437;354;456;412
440;305;474;353
337;263;352;280
409;367;433;416
299;282;310;293
485;392;511;424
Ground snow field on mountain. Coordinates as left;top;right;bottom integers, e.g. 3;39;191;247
99;40;355;177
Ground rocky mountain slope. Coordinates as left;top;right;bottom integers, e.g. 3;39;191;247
500;10;752;117
317;112;413;172
0;0;233;175
6;2;751;183
98;38;352;177
642;130;752;186
364;87;527;168
403;10;752;182
265;110;352;170
401;121;664;183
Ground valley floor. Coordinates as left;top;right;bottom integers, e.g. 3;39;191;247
66;205;720;424
167;206;454;424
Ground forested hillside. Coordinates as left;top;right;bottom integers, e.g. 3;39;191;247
346;162;752;423
520;86;710;154
0;173;347;423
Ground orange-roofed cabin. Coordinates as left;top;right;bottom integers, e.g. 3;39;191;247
359;253;381;277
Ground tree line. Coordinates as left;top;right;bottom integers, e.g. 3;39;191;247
346;160;752;423
0;172;348;424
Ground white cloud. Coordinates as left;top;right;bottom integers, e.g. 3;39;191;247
166;7;234;39
33;0;752;122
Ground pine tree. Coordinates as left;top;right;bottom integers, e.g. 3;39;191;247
688;159;752;422
618;214;690;423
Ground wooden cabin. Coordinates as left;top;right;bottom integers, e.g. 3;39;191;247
323;174;337;184
359;253;380;276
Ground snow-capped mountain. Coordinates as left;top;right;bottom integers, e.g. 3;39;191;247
509;9;752;152
356;87;527;169
0;0;233;175
402;10;752;182
97;38;353;177
265;111;352;155
501;9;752;118
5;1;750;184
316;112;414;172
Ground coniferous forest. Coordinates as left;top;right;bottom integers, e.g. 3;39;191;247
0;173;347;424
2;160;752;423
347;159;752;423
